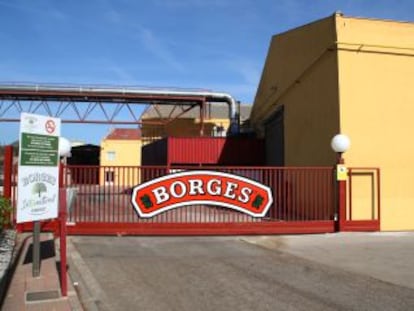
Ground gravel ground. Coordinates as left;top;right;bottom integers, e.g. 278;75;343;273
0;229;17;302
0;230;16;278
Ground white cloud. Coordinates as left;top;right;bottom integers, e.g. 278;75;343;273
99;0;123;25
135;26;186;73
107;65;135;82
105;8;123;24
95;1;186;73
227;59;261;86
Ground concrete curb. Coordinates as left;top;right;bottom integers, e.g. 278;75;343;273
67;237;109;311
55;237;85;311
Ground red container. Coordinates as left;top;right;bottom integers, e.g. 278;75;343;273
142;137;264;166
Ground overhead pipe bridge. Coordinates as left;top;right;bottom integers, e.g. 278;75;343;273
0;83;239;134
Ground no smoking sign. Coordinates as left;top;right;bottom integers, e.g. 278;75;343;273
45;119;56;134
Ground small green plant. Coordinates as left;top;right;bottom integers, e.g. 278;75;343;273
0;196;12;230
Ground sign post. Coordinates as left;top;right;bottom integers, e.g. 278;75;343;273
17;113;61;277
32;221;41;276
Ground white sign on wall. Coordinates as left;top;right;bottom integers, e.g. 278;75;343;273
17;113;61;223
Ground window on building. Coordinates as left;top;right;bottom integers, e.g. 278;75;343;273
106;151;116;161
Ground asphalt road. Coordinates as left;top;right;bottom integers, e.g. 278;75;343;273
68;236;414;311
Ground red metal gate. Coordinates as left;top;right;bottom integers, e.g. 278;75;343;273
8;164;336;235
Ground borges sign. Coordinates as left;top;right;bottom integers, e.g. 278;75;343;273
131;170;273;218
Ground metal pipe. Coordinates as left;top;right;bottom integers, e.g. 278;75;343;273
0;83;239;134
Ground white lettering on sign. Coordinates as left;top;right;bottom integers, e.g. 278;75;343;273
239;187;253;203
151;178;255;205
207;179;221;195
170;181;186;198
152;186;170;204
188;179;205;195
223;181;238;200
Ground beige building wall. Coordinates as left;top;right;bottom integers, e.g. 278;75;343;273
100;139;142;186
252;13;414;231
336;16;414;230
251;15;340;166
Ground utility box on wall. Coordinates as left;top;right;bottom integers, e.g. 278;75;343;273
142;137;265;166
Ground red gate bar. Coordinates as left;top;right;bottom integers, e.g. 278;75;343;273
3;145;13;199
64;221;335;236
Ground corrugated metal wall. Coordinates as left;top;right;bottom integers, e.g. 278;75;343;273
143;137;264;166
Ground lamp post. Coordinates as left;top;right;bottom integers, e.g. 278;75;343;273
331;134;350;232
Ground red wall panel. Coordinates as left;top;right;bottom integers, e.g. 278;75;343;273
167;137;264;166
142;137;265;166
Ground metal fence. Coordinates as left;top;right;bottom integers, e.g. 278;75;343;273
62;165;335;225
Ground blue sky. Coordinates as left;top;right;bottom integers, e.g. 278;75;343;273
0;0;413;145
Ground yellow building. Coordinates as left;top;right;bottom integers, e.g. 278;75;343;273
140;102;252;144
100;128;142;186
251;13;414;231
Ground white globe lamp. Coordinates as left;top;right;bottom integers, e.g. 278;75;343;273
59;137;72;157
331;134;350;154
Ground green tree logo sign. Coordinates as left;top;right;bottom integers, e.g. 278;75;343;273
32;182;47;197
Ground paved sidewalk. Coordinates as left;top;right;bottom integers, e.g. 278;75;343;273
2;233;82;311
